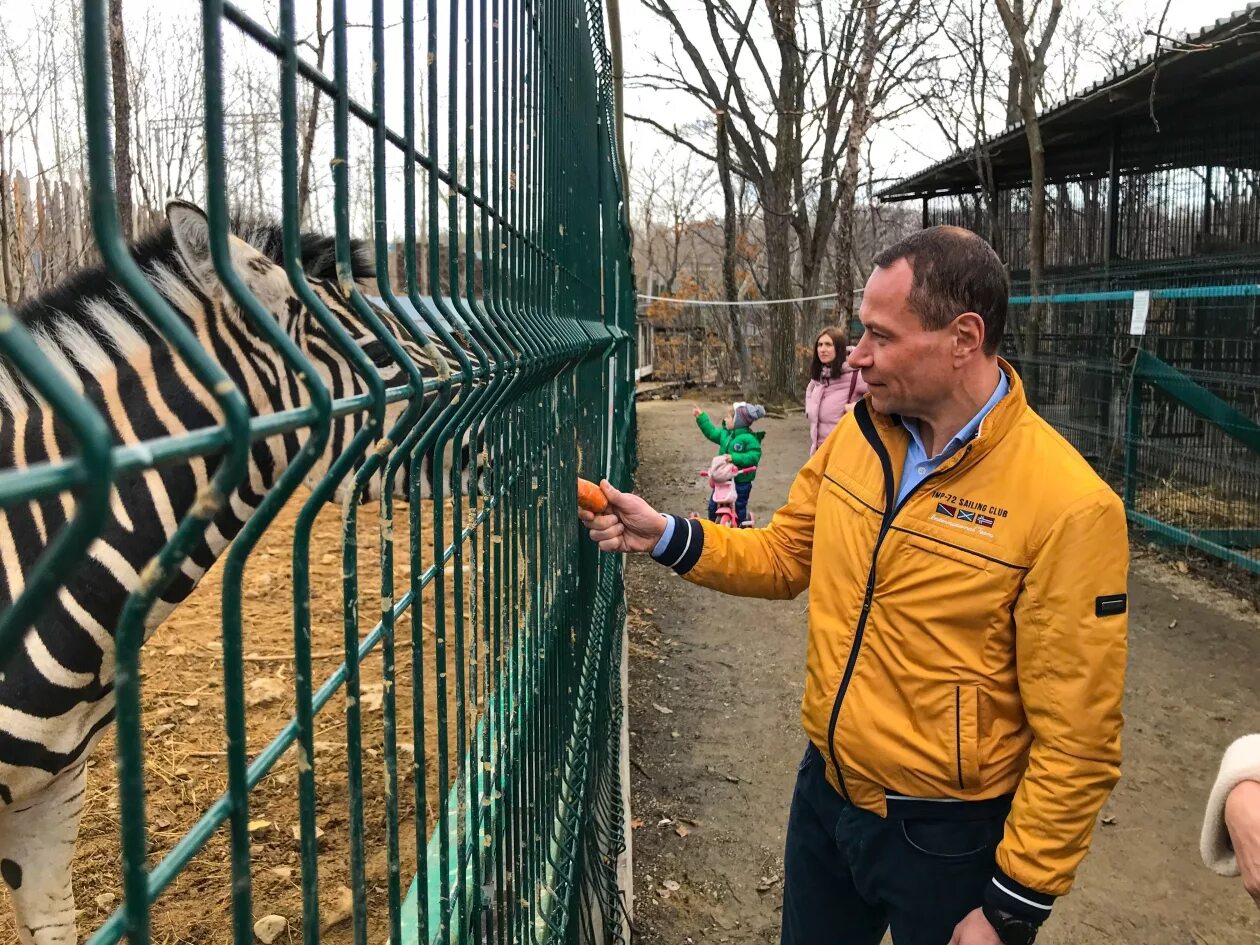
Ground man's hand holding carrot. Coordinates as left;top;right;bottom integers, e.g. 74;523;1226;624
578;480;667;554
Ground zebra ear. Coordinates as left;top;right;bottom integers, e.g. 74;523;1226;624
166;201;216;289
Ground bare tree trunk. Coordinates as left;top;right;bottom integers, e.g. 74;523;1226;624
995;0;1062;407
765;0;803;405
716;110;753;397
1005;58;1022;126
298;0;328;226
764;176;797;404
108;0;134;242
833;0;879;326
1020;100;1047;397
0;174;12;307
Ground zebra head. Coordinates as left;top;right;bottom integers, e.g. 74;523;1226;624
163;201;448;505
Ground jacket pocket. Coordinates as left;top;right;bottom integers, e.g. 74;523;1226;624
903;532;991;573
954;685;981;791
900;815;1003;860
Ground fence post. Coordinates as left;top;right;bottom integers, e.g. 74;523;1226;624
1123;376;1141;510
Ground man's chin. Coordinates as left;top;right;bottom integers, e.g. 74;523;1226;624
866;389;893;414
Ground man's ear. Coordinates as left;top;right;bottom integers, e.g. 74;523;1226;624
167;200;217;291
953;311;986;360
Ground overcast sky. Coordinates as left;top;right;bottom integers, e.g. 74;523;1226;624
0;0;1252;220
616;0;1253;197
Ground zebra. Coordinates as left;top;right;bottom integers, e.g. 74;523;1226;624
0;200;473;945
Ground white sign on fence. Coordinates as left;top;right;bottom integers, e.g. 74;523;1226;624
1130;290;1151;335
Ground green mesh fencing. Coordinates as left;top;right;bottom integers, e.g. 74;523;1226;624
0;0;635;942
1006;283;1260;576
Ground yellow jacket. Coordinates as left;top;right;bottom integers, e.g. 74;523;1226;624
652;363;1128;920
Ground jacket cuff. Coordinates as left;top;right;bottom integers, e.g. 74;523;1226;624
650;514;704;574
1201;734;1260;876
985;868;1055;923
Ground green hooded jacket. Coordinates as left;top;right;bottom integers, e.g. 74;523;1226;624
695;412;764;484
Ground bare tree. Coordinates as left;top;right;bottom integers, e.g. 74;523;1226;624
920;0;1008;257
129;15;206;211
995;0;1062;401
715;0;757;396
1044;0;1157;105
630;0;932;402
0;11;62;301
631;151;714;295
298;0;329;226
108;0;134;241
831;0;878;321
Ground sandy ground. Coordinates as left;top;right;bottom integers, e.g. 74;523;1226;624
1;493;477;945
624;395;1260;945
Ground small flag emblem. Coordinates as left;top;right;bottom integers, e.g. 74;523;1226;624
977;514;995;528
957;509;976;523
936;503;957;518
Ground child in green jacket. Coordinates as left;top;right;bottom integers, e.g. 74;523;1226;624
692;401;766;524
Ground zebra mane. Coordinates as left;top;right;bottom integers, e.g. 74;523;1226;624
2;215;374;416
226;214;376;285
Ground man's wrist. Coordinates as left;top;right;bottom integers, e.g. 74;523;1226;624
650;514;704;574
982;904;1039;945
984;868;1053;930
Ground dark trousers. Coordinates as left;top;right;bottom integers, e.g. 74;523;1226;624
708;480;752;524
781;743;1006;945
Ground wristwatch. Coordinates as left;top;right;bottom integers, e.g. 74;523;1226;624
982;904;1039;945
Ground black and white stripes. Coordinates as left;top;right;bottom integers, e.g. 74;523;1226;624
0;201;472;945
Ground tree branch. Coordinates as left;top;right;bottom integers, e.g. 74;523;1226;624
627;113;723;165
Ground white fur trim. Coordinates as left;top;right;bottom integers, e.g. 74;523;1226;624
1201;734;1260;876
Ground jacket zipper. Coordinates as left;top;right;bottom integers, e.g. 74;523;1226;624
824;403;973;801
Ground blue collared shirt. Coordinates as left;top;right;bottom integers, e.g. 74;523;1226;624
652;370;1009;558
896;370;1009;506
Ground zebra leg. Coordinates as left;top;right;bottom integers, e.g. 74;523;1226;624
0;763;86;945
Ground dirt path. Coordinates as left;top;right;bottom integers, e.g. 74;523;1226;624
624;396;1260;945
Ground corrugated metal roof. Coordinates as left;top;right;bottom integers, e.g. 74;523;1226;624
878;4;1260;201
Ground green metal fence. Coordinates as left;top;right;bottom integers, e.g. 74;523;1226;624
1007;283;1260;576
0;0;634;942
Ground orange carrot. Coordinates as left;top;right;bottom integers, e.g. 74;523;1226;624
577;477;610;514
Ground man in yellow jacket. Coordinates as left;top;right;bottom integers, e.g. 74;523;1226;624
581;227;1129;945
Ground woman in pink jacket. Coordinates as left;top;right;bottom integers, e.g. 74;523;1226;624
804;327;867;455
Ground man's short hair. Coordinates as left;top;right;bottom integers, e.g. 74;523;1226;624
872;226;1009;355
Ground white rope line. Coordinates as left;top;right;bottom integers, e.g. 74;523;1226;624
636;290;861;306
